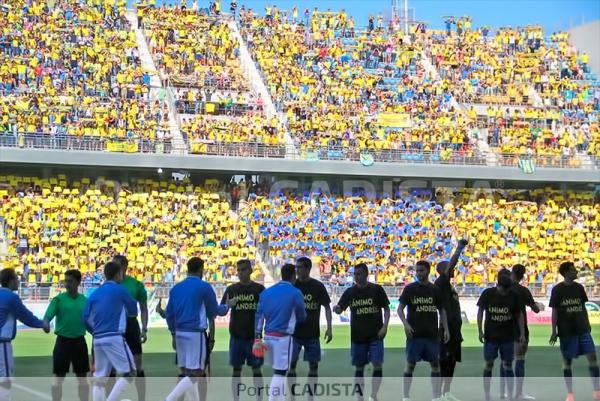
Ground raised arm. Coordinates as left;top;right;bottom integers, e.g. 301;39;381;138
444;238;468;276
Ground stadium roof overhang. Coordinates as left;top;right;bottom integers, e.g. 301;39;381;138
2;149;599;184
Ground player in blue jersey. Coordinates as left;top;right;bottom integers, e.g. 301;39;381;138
163;257;235;401
255;263;307;401
82;262;138;401
0;268;48;401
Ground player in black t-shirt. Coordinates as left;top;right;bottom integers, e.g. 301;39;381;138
434;239;468;401
399;260;450;401
288;257;332;401
221;259;266;401
498;264;541;401
549;262;599;401
477;269;525;401
334;263;390;401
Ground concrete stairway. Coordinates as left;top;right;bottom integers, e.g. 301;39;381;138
125;9;187;154
228;18;297;157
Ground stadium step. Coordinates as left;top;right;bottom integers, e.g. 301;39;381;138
125;9;187;155
0;220;7;268
228;18;298;157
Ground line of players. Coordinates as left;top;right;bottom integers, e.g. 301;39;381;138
0;239;597;401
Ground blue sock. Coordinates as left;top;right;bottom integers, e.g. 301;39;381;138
515;360;525;395
590;366;600;391
564;369;573;393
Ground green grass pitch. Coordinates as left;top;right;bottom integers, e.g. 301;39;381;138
12;325;599;377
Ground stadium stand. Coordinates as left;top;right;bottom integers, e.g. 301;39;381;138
1;172;596;291
0;2;597;166
140;6;285;155
0;0;171;153
239;8;483;164
0;175;256;285
425;18;599;166
243;188;598;291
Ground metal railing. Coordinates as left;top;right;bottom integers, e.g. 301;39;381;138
188;141;486;164
0;132;173;154
5;131;596;169
16;281;600;302
175;100;263;116
497;153;588;169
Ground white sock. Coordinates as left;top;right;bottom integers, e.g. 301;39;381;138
269;374;285;401
185;381;199;401
106;378;129;401
92;384;106;401
166;377;193;401
0;386;10;401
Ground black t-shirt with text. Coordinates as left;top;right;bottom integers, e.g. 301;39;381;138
512;283;536;337
434;274;463;341
399;281;444;339
221;282;265;339
549;282;591;337
294;278;331;339
477;287;522;342
337;283;390;343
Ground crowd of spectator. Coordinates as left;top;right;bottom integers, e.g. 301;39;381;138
0;0;170;152
1;1;598;162
0;175;258;285
239;7;478;161
0;174;597;292
242;188;598;289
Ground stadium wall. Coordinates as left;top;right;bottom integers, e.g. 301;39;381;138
3;149;599;184
569;20;600;76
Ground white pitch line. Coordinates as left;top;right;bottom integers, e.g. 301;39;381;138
13;383;52;400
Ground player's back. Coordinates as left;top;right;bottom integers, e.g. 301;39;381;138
83;281;137;338
167;276;218;332
258;281;306;335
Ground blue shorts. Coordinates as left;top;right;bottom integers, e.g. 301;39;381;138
229;336;263;368
559;333;596;360
351;340;384;367
406;338;440;364
484;341;514;362
291;337;321;363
